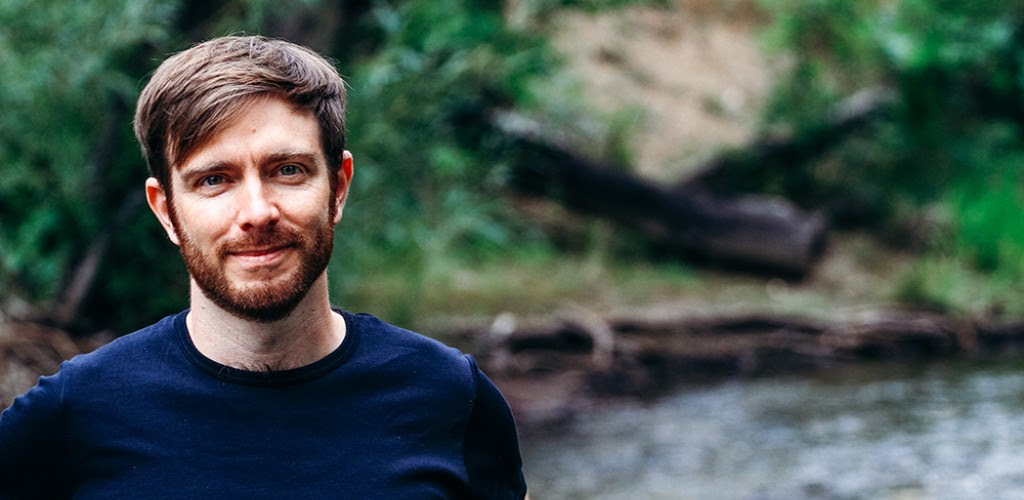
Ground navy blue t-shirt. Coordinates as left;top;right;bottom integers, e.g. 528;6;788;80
0;310;526;499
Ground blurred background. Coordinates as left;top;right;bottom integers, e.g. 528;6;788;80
4;0;1024;497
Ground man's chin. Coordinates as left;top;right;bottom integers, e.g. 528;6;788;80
196;274;311;323
208;289;308;324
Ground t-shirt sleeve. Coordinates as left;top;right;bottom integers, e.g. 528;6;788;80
461;355;528;500
0;365;71;499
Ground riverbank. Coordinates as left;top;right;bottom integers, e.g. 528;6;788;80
414;231;1024;427
452;303;1024;427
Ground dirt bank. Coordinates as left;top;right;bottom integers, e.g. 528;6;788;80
545;0;774;182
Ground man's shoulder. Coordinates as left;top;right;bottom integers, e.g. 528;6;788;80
8;311;188;414
63;310;185;374
343;310;475;377
345;311;462;356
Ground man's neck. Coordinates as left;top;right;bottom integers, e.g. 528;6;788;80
185;274;346;372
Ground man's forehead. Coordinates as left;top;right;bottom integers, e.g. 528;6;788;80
169;96;326;173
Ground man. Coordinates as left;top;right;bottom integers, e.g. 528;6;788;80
0;36;527;498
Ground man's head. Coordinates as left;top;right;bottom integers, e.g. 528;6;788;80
134;35;347;200
136;36;352;323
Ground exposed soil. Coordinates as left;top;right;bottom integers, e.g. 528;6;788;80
545;0;775;182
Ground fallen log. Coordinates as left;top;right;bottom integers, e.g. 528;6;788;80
493;88;895;277
497;112;827;277
450;308;1024;423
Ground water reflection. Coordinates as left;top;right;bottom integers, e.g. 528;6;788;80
520;358;1024;499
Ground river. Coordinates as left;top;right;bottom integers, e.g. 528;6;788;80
519;357;1024;499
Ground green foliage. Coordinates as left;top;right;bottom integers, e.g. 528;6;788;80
0;0;177;312
749;0;1024;305
946;142;1024;277
756;0;1024;198
327;0;558;323
600;107;645;171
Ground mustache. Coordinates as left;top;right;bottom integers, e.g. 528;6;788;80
218;227;303;257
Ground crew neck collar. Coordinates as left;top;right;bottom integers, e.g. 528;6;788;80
174;308;358;386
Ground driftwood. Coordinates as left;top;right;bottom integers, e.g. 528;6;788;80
451;308;1024;424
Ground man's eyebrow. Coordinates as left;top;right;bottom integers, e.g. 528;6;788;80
263;150;323;166
179;161;232;180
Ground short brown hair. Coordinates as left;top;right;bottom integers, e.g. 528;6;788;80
134;35;347;194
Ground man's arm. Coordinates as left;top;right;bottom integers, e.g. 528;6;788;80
462;356;528;500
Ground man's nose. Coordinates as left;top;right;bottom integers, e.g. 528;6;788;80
237;177;279;231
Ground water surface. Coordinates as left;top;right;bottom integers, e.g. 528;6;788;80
520;358;1024;499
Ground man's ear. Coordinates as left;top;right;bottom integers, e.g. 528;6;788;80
145;177;181;246
332;151;354;225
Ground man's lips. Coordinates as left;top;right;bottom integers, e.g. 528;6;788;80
227;244;294;263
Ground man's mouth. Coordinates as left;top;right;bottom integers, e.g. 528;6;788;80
228;244;294;264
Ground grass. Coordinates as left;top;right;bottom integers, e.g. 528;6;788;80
336;226;1024;345
894;255;1024;318
337;240;699;329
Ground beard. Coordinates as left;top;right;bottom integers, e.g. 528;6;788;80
171;212;335;323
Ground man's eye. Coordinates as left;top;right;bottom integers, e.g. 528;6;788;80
201;175;224;187
279;164;302;176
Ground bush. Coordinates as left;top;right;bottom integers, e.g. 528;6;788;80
749;0;1024;291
